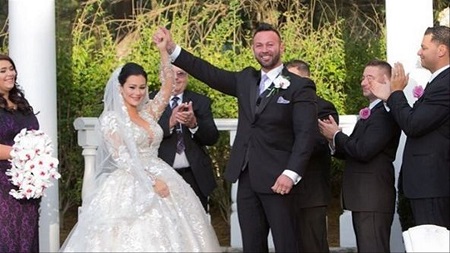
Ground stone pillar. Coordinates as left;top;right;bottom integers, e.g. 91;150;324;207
386;0;433;252
8;0;59;251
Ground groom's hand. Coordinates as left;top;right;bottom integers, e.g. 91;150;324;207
271;174;294;195
158;27;176;54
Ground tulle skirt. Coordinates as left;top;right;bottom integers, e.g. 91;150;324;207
60;163;221;252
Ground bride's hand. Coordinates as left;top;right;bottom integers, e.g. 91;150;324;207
153;28;168;52
153;178;170;198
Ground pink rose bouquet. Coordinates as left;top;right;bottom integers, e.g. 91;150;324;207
6;128;61;199
359;107;371;120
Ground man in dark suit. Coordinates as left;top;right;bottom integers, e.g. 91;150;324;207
150;65;219;211
319;60;401;252
286;60;338;253
370;26;450;229
154;23;318;252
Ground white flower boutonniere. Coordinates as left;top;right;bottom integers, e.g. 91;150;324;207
267;75;291;97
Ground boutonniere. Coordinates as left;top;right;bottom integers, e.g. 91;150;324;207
412;85;424;99
359;107;371;120
267;75;291;97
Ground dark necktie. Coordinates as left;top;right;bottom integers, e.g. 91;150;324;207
171;97;185;154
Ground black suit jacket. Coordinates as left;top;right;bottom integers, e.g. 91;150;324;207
388;67;450;199
335;101;401;212
173;49;318;193
150;90;219;196
297;97;339;208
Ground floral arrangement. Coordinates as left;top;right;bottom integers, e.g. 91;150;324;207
412;85;424;99
267;75;291;97
6;128;61;199
359;107;371;120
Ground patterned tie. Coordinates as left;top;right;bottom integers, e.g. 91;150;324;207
171;97;185;154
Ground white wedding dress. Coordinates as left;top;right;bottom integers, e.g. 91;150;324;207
60;72;221;252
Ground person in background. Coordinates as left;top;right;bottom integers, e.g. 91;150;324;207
154;22;318;252
319;60;401;252
369;26;450;229
0;54;40;252
150;65;219;212
286;59;338;253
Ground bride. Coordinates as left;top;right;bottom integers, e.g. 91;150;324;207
60;32;221;252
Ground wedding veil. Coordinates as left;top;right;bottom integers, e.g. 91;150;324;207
82;65;154;205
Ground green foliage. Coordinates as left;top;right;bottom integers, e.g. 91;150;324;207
209;132;232;223
343;30;387;114
283;12;347;113
0;0;394;232
56;0;389;226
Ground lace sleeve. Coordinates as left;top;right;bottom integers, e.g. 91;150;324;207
99;112;156;185
145;61;175;121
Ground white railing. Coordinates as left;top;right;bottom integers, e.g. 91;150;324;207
73;116;358;249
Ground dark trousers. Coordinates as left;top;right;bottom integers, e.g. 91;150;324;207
352;211;393;253
237;169;297;253
295;206;329;253
175;167;208;212
409;197;450;229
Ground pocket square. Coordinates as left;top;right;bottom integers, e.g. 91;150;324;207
277;96;290;104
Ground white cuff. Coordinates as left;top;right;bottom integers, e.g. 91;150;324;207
282;170;302;185
383;102;391;112
189;125;199;134
169;45;182;62
330;130;341;154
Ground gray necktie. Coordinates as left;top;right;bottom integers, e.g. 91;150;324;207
259;74;269;95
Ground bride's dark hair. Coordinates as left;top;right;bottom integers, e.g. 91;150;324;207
0;54;34;114
118;62;148;85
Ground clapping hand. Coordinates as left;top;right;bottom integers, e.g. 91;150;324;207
170;102;197;129
180;102;197;128
318;115;340;142
369;62;409;101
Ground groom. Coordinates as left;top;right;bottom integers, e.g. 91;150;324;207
154;23;318;252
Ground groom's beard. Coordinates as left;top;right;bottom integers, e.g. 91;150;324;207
255;51;282;70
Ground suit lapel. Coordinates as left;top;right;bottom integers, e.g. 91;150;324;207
246;71;260;119
182;90;191;104
422;67;449;94
255;68;289;117
255;83;275;115
351;101;384;136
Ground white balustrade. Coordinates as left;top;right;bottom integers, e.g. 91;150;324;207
73;116;357;249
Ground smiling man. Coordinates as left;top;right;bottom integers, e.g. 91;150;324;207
153;23;318;252
370;26;450;230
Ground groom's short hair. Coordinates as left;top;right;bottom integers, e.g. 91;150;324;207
253;22;281;40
